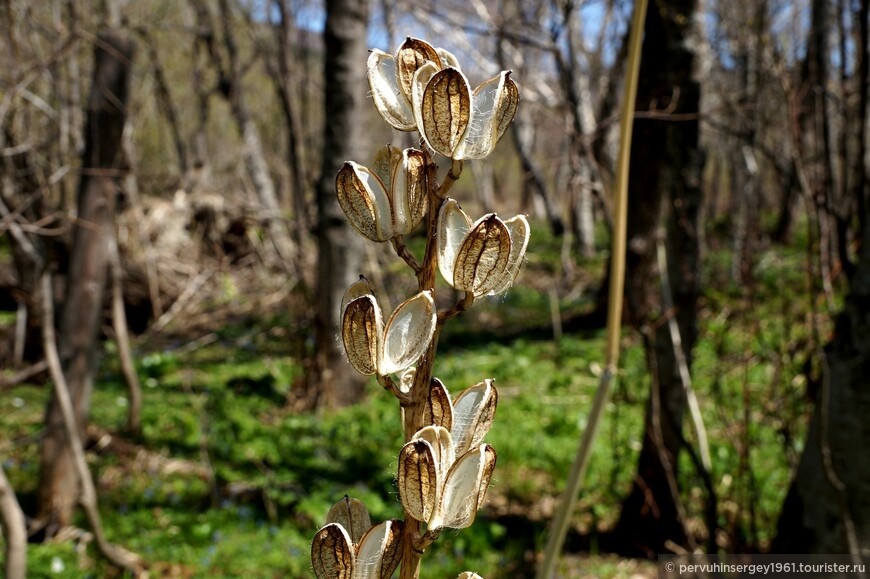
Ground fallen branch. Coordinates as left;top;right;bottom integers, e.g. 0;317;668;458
0;360;48;391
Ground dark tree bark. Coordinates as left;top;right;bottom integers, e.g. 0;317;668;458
773;208;870;556
774;0;870;550
35;31;133;538
300;0;370;409
613;0;704;557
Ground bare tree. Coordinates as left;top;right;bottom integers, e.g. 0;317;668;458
613;0;705;556
773;203;870;559
773;0;870;558
36;30;134;537
303;0;371;409
189;0;295;266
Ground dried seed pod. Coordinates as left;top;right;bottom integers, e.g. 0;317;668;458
451;380;498;456
355;520;404;579
413;67;519;160
488;214;530;294
369;38;518;159
336;162;381;241
433;444;497;530
368;38;444;132
437;199;529;297
374;520;404;579
453;214;511;296
340;283;436;377
456;573;484;579
311;523;354;579
335;147;428;242
396;38;440;100
422;377;454;431
325;497;372;545
413;425;456;482
341;293;382;376
398;439;438;523
419;67;471;159
379;290;436;375
457;71;519;159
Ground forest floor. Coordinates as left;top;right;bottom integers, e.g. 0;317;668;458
0;223;829;577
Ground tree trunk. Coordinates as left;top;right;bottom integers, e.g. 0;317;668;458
302;0;370;409
614;0;703;557
773;209;870;556
35;30;133;538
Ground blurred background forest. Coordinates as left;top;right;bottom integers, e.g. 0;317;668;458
1;0;869;577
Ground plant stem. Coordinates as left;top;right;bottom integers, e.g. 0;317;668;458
399;154;463;579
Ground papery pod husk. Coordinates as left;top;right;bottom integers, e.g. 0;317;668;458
397;148;428;236
396;37;440;100
422;377;454;431
453;214;511;296
325;496;372;545
437;198;472;290
412;425;455;481
398;439;438;523
341;277;375;312
336;162;384;241
342;294;383;376
455;72;519;160
436;47;461;69
379;290;436;375
488;214;530;295
456;573;484;579
451;380;498;456
311;523;354;579
491;72;519;149
367;49;416;131
434;444;497;530
420;67;471;158
354;519;404;579
371;145;403;194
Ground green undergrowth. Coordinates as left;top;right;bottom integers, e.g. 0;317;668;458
0;223;822;577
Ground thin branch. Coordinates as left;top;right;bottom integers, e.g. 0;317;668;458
391;236;422;273
40;272;145;576
0;463;27;579
0;360;49;391
108;236;142;436
656;238;711;473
